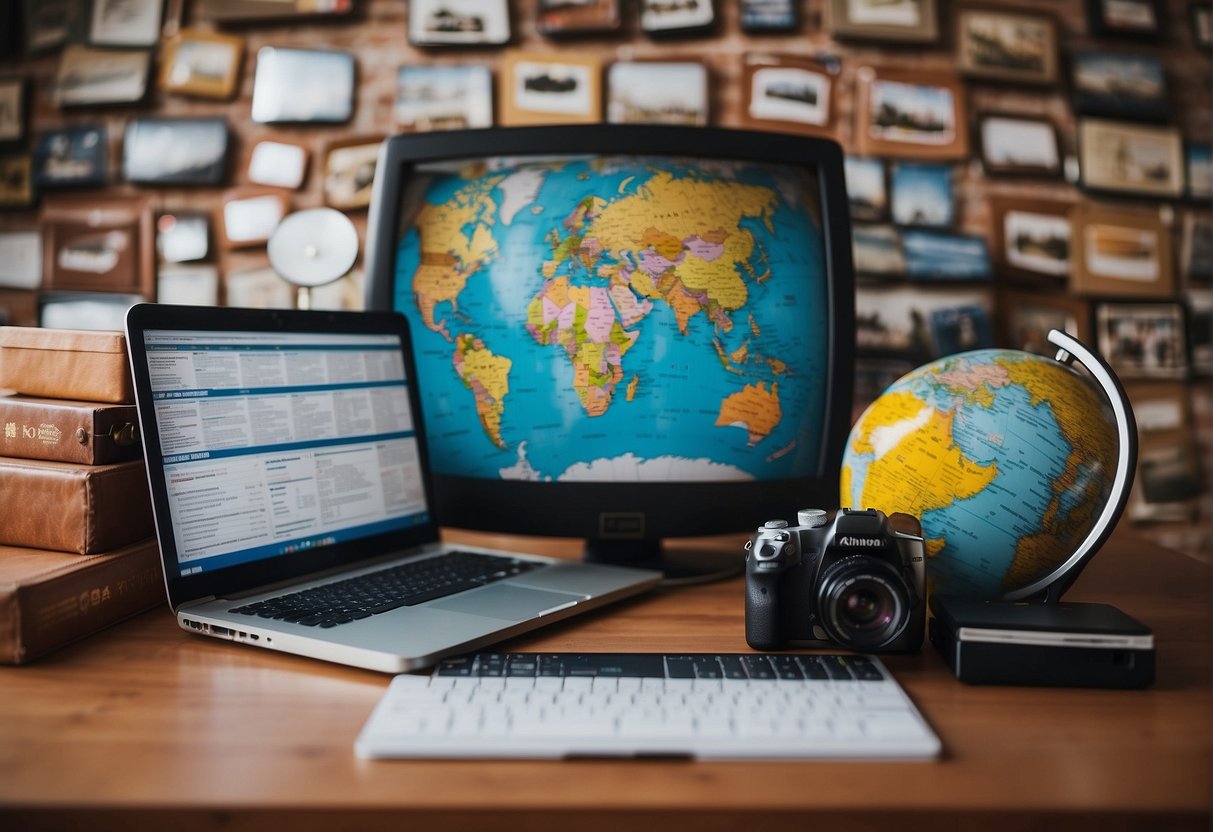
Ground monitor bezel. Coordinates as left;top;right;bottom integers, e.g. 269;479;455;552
364;126;855;547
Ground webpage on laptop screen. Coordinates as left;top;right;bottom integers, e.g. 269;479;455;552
143;330;429;577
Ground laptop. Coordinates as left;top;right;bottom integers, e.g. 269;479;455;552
125;303;660;673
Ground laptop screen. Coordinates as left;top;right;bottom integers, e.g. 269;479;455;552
141;328;430;578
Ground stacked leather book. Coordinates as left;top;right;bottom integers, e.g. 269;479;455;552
0;327;162;664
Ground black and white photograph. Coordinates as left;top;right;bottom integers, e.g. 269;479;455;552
608;62;707;126
641;0;716;36
889;163;952;227
56;46;151;108
251;47;355;124
1070;50;1169;121
247;139;309;190
157;264;220;307
903;231;990;280
1078;118;1184;198
220;191;287;249
746;63;831;128
324;137;382;210
409;0;511;47
0;77;25;147
0;229;42;290
23;0;75;54
978;114;1062;177
741;0;797;32
122;118;228;186
395;65;494;132
1096;302;1188;379
997;204;1071;281
1088;0;1164;38
88;0;163;48
955;8;1059;84
33;125;108;189
0;154;34;208
845;157;887;222
160;29;244;100
826;0;938;43
156;212;210;264
537;0;622;36
851;223;904;276
503;53;601;125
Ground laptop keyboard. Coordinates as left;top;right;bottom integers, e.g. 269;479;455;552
228;551;542;628
355;652;942;760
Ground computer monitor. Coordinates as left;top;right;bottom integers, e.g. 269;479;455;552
365;126;854;580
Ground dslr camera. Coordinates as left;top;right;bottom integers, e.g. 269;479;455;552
745;508;926;653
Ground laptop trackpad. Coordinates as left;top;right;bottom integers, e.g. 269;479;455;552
430;585;585;621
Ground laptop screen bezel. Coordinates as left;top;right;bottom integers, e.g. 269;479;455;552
125;303;442;610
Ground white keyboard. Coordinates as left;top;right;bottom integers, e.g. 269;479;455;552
355;653;942;760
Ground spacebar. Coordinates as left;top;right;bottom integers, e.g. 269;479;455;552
367;579;486;614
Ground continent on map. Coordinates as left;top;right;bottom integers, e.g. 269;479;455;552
716;382;781;446
452;334;511;450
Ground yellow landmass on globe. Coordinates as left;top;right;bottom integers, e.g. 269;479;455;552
716;382;781;446
452;334;511;450
411;175;504;339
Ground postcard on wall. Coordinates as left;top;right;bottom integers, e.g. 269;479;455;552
0;230;42;290
845;157;887;222
0;154;35;209
157;264;220;307
826;0;938;43
395;65;494;132
996;288;1090;356
740;56;833;136
1185;142;1211;201
855;284;992;359
500;52;601;126
1096;301;1187;379
42;196;154;295
160;29;244;100
538;0;622;36
1078;118;1184;198
1087;0;1164;39
641;0;716;36
56;45;151;107
1071;204;1173;297
855;68;968;160
219;190;288;249
251;47;355;124
23;0;79;54
851;223;904;277
156;212;210;264
88;0;163;47
741;0;797;32
247;138;309;190
33;125;107;189
903;231;991;281
196;0;354;23
1070;50;1169;121
990;198;1073;285
889;163;953;227
977;114;1061;177
608;61;707;126
409;0;511;47
955;8;1059;85
0;77;26;147
122;118;228;186
324;136;383;210
1180;212;1212;284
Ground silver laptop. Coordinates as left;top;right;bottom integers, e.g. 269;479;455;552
125;303;659;673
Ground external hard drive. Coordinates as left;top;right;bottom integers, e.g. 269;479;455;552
929;595;1155;689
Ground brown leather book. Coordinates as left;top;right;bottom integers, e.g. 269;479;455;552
0;327;134;404
0;457;154;554
0;538;163;665
0;394;141;464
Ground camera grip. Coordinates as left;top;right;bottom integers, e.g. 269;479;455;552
745;573;783;650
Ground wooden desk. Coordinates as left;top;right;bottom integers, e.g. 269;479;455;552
0;530;1208;831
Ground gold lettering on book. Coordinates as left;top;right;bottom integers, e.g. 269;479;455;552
37;422;62;445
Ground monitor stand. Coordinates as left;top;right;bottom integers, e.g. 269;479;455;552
583;538;743;586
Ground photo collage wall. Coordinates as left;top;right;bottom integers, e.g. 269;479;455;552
0;0;1209;532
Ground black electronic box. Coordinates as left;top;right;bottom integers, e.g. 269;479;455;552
929;595;1154;689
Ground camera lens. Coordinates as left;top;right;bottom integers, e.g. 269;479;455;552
817;557;910;651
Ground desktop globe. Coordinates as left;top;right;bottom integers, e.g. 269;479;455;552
840;346;1120;600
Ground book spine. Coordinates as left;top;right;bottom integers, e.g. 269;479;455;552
0;540;164;665
0;399;140;464
0;458;154;554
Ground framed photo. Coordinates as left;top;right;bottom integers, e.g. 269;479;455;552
32;125;107;189
160;29;243;100
740;56;833;136
1185;142;1211;201
88;0;163;47
23;0;80;54
1070;51;1169;121
0;230;42;290
56;45;151;107
0;78;27;147
1087;0;1163;39
1071;203;1173;297
41;196;154;296
323;136;383;210
122;118;228;186
195;0;353;23
608;61;708;126
1180;212;1212;284
500;52;601;126
844;157;887;222
855;68;968;160
1126;381;1192;435
219;189;288;250
641;0;716;36
1078;118;1184;199
856;284;992;359
224;267;294;309
395;65;494;132
889;163;952;228
851;223;904;277
0;154;34;209
976;114;1062;178
247;137;309;190
930;303;994;356
741;0;797;33
825;0;938;43
156;212;210;264
1193;3;1212;50
1130;432;1203;520
954;8;1059;85
1186;288;1212;374
409;0;510;47
1096;301;1187;379
990;198;1073;284
40;291;142;330
997;288;1090;356
251;47;355;125
538;0;621;37
157;264;219;306
903;231;991;281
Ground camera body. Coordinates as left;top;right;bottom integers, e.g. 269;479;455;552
745;508;926;653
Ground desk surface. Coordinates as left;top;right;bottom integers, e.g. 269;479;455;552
0;529;1209;831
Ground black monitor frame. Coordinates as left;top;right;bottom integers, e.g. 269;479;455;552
365;126;855;579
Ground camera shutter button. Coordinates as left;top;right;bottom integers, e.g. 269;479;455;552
763;520;789;529
797;509;828;528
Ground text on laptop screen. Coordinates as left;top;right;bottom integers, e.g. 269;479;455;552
142;329;429;577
